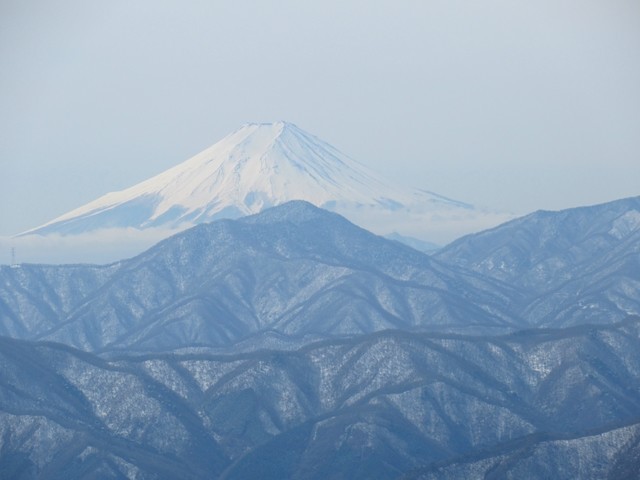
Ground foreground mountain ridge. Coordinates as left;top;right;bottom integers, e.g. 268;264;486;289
1;318;639;479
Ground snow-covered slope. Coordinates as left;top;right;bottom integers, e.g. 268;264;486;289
3;319;640;479
23;122;507;243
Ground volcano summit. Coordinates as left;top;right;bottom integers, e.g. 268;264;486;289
24;122;508;246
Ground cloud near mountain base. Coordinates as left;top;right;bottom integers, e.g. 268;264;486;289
1;207;515;265
0;226;190;265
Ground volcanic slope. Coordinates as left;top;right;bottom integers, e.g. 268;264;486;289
23;122;504;244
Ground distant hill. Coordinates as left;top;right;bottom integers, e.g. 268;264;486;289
436;196;640;327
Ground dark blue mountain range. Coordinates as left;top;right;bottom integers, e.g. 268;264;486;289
1;197;639;479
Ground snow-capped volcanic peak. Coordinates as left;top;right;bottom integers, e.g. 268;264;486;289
26;121;475;237
22;122;512;249
153;120;397;213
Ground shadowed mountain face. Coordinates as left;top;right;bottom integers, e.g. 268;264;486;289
2;198;640;479
436;196;640;327
1;319;640;479
0;202;519;354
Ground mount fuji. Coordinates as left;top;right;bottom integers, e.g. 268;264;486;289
19;122;509;262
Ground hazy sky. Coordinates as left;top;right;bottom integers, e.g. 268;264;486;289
1;0;639;236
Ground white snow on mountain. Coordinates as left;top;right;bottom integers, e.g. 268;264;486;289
12;122;511;263
608;210;640;240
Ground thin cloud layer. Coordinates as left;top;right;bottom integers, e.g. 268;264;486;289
0;226;189;265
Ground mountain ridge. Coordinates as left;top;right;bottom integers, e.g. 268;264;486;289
2;201;521;354
2;317;640;479
435;195;640;327
2;196;640;478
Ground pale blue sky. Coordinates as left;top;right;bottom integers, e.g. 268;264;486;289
1;0;639;235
